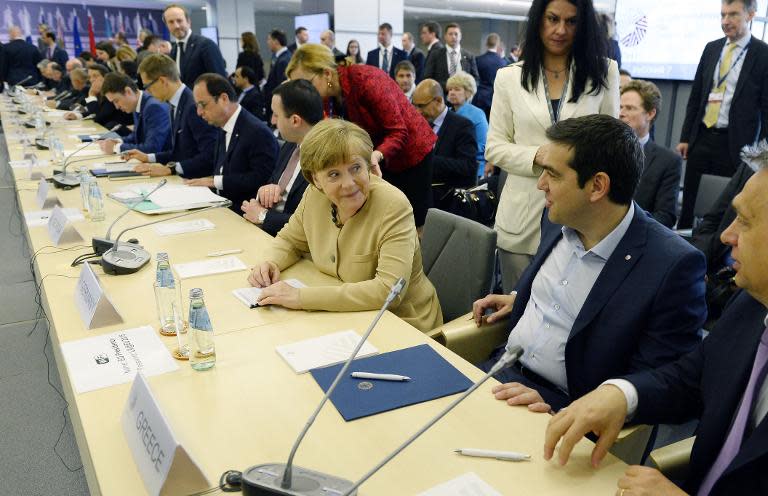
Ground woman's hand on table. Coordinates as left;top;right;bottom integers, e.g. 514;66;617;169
257;281;302;310
248;261;280;288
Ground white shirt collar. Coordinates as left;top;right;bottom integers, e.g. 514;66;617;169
428;39;439;50
447;44;461;53
169;84;186;108
729;31;751;48
638;133;650;146
295;37;303;47
135;90;144;113
275;46;288;58
404;86;414;100
176;30;192;44
432;105;449;131
562;203;636;261
222;104;242;134
241;84;254;93
380;43;392;52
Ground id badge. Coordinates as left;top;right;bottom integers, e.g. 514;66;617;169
708;92;724;103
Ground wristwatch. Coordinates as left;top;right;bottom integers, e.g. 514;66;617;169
257;209;268;224
167;161;179;172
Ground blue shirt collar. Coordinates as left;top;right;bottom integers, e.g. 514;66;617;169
562;203;635;261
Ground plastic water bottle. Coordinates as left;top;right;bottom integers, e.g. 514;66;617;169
78;166;91;212
52;137;65;164
88;178;105;222
188;288;216;371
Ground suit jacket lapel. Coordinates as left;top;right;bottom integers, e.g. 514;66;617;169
732;36;757;102
701;39;726;107
520;75;554;132
558;64;581;121
134;93;148;141
225;113;241;164
644;141;658;170
568;207;647;341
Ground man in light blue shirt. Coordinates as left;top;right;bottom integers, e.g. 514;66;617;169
473;115;707;412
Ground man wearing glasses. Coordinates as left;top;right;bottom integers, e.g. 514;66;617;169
188;73;279;211
123;54;218;179
98;72;172;155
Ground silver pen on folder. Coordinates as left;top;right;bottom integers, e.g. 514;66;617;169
350;372;411;381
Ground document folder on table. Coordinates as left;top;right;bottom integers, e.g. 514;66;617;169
310;344;473;421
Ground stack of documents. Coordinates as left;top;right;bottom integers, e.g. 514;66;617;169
232;279;306;308
276;330;379;374
108;183;228;213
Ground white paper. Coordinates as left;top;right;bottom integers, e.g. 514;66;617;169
47;205;83;246
172;256;247;279
153;219;216;236
25;208;84;227
232;279;306;307
9;159;51;169
36;177;51;209
61;326;179;393
114;183;227;208
275;330;379;374
62;147;106;157
417;473;502;496
93;162;132;173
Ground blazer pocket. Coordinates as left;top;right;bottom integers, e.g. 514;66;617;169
495;190;531;235
351;252;378;263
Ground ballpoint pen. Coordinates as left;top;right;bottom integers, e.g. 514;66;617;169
454;448;531;461
350;372;411;381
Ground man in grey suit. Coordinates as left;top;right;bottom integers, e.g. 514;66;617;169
423;22;479;92
620;80;682;228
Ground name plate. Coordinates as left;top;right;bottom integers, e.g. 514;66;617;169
36;177;59;209
74;262;123;329
122;373;209;496
47;205;83;246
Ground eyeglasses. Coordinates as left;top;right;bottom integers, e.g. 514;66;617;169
195;96;219;110
412;97;436;109
143;78;159;91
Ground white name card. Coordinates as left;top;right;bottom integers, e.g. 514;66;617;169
74;262;123;329
122;373;209;496
47;205;83;246
36;177;59;209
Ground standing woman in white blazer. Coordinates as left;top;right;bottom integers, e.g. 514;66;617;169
486;0;619;292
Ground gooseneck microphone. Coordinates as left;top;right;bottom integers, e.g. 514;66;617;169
100;199;232;275
241;278;407;496
13;75;33;88
52;125;121;188
91;179;168;255
340;345;524;496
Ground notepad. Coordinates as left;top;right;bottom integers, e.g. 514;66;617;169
232;279;306;308
417;473;502;496
172;256;247;279
310;344;473;421
276;330;379;374
154;219;216;236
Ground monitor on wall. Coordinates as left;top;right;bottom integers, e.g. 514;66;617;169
200;26;219;45
615;0;723;80
294;13;330;44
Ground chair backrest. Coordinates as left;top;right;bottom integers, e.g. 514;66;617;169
693;174;731;220
421;208;497;322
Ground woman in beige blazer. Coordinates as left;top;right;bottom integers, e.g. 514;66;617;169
486;0;619;292
248;119;442;332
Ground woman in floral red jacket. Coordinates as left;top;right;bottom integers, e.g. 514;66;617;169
286;44;436;227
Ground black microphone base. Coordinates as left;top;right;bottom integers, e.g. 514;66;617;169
241;464;357;496
92;237;114;256
52;173;80;189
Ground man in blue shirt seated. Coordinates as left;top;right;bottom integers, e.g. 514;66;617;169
473;114;707;412
98;72;172;155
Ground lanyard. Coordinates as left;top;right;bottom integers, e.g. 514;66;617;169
542;66;571;126
715;41;749;89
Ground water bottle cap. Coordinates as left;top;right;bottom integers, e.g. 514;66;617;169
156;252;169;262
189;288;204;299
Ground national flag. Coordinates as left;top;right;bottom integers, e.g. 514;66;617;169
72;12;83;56
87;11;96;55
104;10;113;40
55;9;65;49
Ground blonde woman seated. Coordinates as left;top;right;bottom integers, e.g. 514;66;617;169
247;119;442;332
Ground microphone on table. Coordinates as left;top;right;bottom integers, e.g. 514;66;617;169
13;75;33;88
91;179;168;255
100;199;232;275
52;125;121;188
240;279;408;496
52;90;72;102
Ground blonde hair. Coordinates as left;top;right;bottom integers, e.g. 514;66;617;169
116;45;137;61
285;43;337;79
446;71;477;99
299;119;373;186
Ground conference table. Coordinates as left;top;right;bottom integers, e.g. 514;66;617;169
2;92;627;495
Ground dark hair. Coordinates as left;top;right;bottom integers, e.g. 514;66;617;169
237;65;258;85
120;60;138;78
49;62;62;73
619;68;632;77
545;114;642;205
44;31;56;42
724;0;757;13
269;29;287;47
87;63;110;77
272;79;323;125
521;0;609;102
445;22;461;32
142;34;157;50
346;39;363;64
79;52;94;62
241;31;259;52
422;21;442;39
394;60;416;75
295;26;307;35
379;23;393;33
96;41;116;59
102;72;138;94
194;73;237;101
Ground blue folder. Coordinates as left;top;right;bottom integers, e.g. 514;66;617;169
309;344;473;421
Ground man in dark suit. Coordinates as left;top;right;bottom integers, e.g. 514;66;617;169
413;79;477;209
287;27;308;54
474;33;507;118
620;80;682;228
98;72;172;155
420;21;444;70
164;4;226;87
402;32;425;82
40;32;68;69
242;80;321;236
264;30;291;123
122;54;218;179
676;0;768;228
423;22;479;92
233;66;266;121
543;145;768;496
64;63;133;134
365;23;407;79
3;26;42;86
55;68;90;111
189;74;278;211
320;30;345;59
473;115;706;412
